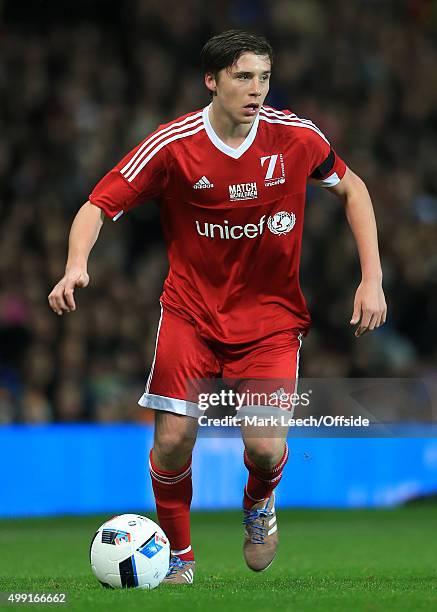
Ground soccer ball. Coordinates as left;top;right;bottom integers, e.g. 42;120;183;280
90;514;170;589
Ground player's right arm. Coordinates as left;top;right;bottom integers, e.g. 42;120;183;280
48;201;104;315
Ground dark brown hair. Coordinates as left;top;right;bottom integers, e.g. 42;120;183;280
200;30;273;77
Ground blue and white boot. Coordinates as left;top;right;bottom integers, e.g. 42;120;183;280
243;493;278;571
162;555;195;585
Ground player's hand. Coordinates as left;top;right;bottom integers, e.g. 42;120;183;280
350;279;387;337
48;267;89;315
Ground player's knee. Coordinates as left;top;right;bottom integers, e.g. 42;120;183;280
153;432;194;470
245;439;285;469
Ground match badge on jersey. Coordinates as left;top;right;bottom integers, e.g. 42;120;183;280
228;182;258;201
260;153;286;187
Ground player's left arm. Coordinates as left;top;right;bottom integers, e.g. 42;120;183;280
328;167;387;337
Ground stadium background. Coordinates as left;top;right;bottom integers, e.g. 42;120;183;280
1;0;437;516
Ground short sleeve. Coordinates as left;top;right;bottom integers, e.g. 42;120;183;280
305;125;346;188
89;130;170;221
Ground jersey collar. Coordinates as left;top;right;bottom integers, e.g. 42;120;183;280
202;103;260;159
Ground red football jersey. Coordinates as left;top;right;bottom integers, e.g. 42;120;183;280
89;105;346;344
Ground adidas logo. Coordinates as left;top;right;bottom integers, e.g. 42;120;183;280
181;568;194;583
193;176;214;189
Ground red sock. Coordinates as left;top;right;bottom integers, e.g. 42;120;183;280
243;443;289;510
149;449;194;561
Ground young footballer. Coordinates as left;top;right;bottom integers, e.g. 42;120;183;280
49;30;387;583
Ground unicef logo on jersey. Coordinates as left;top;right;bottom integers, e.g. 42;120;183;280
195;211;296;240
267;211;296;235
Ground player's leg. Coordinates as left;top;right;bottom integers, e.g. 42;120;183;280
139;306;220;583
240;416;289;572
224;329;303;571
241;421;289;509
150;410;198;564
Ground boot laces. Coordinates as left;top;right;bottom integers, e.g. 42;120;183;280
243;507;274;544
166;555;192;577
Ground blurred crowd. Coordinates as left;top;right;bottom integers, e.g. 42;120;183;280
0;0;436;423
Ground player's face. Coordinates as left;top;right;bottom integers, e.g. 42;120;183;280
206;52;271;125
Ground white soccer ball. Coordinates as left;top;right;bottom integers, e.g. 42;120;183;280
90;514;170;589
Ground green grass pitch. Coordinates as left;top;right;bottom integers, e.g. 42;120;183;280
0;507;436;611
